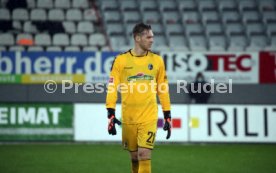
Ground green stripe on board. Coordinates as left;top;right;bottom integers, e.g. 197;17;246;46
0;134;73;141
0;74;21;83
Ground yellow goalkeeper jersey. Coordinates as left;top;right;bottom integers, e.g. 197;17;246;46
106;49;171;124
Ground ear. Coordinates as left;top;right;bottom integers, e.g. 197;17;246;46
135;35;140;42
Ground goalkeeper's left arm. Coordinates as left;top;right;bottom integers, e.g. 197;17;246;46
157;57;172;139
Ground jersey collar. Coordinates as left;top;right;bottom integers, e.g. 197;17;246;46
129;49;148;57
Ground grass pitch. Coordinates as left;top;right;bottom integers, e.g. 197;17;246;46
0;143;275;173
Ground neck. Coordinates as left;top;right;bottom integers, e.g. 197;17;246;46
132;46;147;56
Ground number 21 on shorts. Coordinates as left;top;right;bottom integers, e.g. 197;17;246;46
146;131;156;144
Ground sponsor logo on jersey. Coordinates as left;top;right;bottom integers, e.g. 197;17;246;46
127;73;154;81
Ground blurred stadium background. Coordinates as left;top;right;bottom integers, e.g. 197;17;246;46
0;0;276;172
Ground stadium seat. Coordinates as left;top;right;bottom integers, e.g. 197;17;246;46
151;23;164;35
178;0;197;12
116;45;133;51
218;0;237;12
188;35;207;51
120;0;139;11
66;9;82;21
0;33;15;46
48;9;65;21
227;45;244;51
103;11;121;23
62;21;76;33
53;33;70;46
77;21;94;34
153;45;171;52
267;23;276;36
153;34;167;46
165;23;184;36
12;8;29;21
246;23;265;36
239;0;258;12
170;45;189;51
37;0;54;9
30;9;47;21
168;35;187;48
83;46;98;51
125;23;135;36
225;23;245;36
106;23;124;36
100;1;119;11
143;11;161;23
185;23;204;36
248;35;268;49
23;21;38;33
127;36;135;47
205;23;224;36
263;11;276;24
71;34;87;46
109;35;127;49
162;11;181;24
16;33;33;43
201;11;220;24
139;0;158;11
83;9;97;21
12;21;22;30
270;36;276;46
228;35;247;51
101;46;111;51
72;0;88;9
221;11;241;24
35;33;52;46
158;0;177;12
55;0;71;9
264;46;276;51
208;35;226;51
46;46;62;51
89;33;106;46
182;11;200;24
242;11;261;24
9;46;25;51
123;11;141;24
258;0;275;12
26;0;36;8
27;46;44;51
198;0;217;12
64;46;81;51
0;8;10;20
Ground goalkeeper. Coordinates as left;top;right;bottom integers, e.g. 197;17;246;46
106;23;171;173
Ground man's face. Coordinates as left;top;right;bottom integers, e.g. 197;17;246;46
136;30;154;51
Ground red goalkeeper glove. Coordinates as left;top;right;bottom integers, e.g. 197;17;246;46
107;108;121;135
163;111;171;139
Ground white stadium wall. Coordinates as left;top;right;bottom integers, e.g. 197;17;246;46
74;104;276;143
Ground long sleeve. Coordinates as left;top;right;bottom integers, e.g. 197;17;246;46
157;58;171;111
106;57;120;109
